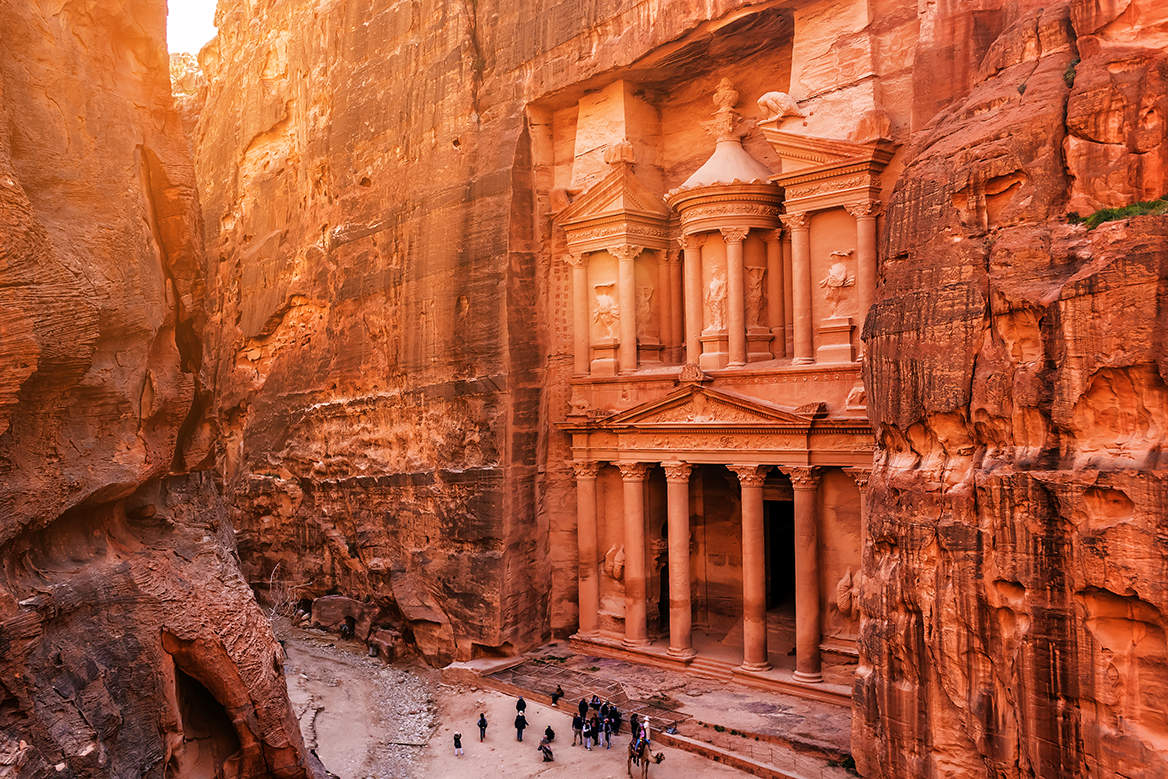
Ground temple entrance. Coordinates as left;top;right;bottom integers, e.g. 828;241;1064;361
765;500;795;610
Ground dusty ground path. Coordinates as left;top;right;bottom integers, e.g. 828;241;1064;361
277;624;759;779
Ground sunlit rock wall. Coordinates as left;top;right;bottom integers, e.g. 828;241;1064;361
857;1;1168;776
0;1;313;776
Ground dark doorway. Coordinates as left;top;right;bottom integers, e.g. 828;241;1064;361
659;564;670;631
765;500;795;610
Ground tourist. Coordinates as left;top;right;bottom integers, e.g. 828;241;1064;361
611;706;622;735
516;695;527;713
515;711;528;741
453;731;463;756
602;716;613;749
630;713;640;740
551;684;564;706
590;694;601;710
538;741;554;762
572;713;584;745
578;697;589;719
582;717;594;750
477;712;488;742
544;724;556;742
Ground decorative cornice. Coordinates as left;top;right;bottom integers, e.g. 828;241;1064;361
617;462;653;481
729;464;769;487
662;461;693;482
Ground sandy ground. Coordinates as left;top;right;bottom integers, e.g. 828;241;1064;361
279;624;759;779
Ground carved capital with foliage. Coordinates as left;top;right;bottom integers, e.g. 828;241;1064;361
617;462;653;481
781;465;821;490
729;464;769;487
570;460;602;480
720;226;750;244
662;461;693;482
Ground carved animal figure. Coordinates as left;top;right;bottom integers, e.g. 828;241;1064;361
628;737;664;779
757;91;804;120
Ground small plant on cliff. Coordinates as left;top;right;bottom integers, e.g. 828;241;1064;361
1063;58;1080;88
1068;196;1168;229
1017;82;1027;95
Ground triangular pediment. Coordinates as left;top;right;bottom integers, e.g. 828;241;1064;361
555;162;671;225
602;385;813;428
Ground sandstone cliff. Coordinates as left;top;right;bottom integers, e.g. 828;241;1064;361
0;2;313;776
858;1;1168;777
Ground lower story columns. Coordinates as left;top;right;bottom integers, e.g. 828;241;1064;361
731;464;771;671
784;465;823;683
572;460;602;636
619;461;652;647
663;461;694;658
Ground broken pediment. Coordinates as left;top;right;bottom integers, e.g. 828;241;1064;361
554;157;672;253
601;385;813;428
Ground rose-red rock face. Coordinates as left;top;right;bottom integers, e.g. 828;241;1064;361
0;2;315;777
858;2;1168;777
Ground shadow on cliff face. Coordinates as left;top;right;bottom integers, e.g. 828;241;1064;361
857;1;1168;777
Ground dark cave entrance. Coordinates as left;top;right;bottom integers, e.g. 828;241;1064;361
765;500;796;610
165;668;241;779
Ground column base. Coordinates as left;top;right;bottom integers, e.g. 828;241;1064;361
740;661;771;672
792;670;824;684
621;638;650;649
792;356;815;365
666;647;696;660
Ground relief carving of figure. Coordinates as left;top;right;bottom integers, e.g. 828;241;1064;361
604;544;626;581
593;283;619;339
745;266;766;328
758;91;805;121
635;285;657;338
705;273;727;331
819;259;855;318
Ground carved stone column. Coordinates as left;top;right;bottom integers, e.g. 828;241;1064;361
721;227;749;367
847;201;881;351
783;465;822;682
656;250;674;363
762;230;786;358
782;213;814;364
847;466;872;576
783;229;794;353
618;461;653;647
662;461;694;658
666;250;684;363
678;234;705;364
572;460;603;636
611;244;643;374
730;464;770;670
568;252;590;376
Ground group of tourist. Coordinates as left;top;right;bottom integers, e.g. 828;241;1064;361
456;689;651;765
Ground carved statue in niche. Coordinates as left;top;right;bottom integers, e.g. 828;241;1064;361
705;273;727;331
635;285;657;338
758;91;805;121
604;544;626;581
745;266;767;328
593;283;619;339
819;252;855;318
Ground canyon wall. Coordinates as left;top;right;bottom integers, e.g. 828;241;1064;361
0;2;314;776
857;1;1168;777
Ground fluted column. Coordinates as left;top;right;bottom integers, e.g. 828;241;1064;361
572;460;603;636
721;227;749;367
678;234;705;364
783;465;822;682
667;250;684;363
568;252;590;376
782;213;814;364
612;244;643;374
847;466;872;574
663;461;694;658
619;462;653;647
730;464;770;670
762;230;786;358
847;201;881;350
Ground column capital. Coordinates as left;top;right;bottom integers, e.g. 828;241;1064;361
729;464;770;487
781;465;821;490
662;461;692;482
759;228;782;245
617;462;653;481
608;244;644;261
720;226;750;244
676;233;707;252
780;211;810;230
570;460;603;479
845;467;872;491
845;200;884;219
661;247;682;265
565;251;588;268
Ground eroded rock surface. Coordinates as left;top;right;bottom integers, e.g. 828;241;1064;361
0;2;313;777
857;1;1168;777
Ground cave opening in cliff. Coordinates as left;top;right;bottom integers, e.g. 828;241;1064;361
166;668;242;779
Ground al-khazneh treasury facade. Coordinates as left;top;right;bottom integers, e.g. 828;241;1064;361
539;54;899;695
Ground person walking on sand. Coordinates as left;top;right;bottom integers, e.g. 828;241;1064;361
572;713;584;745
516;695;527;714
454;731;463;756
477;712;488;742
602;716;613;749
515;712;528;742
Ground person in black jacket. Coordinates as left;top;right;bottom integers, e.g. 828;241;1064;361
515;712;528;741
477;712;488;742
516;695;527;713
551;685;565;706
572;713;584;745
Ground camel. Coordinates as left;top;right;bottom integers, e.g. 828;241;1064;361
627;737;664;779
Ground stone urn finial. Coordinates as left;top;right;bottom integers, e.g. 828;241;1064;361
713;78;739;111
